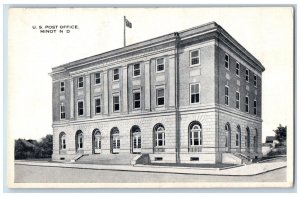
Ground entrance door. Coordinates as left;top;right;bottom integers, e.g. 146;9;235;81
112;134;120;154
94;131;101;154
225;123;231;152
132;132;141;153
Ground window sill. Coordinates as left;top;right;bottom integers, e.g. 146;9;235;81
190;63;201;67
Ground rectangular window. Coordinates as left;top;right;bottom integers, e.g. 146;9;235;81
246;69;249;82
236;62;240;76
190;83;200;103
190;50;200;66
245;96;249;113
225;54;229;70
225;86;229;105
236;91;240;109
113;68;119;81
78;101;84;116
78;77;84;88
133;63;140;77
113;95;120;112
60;81;65;92
60;104;65;119
156;58;165;72
236;134;239;146
95;98;101;114
254;99;257;115
95;72;101;84
254;75;257;87
156;88;165;106
133;91;141;109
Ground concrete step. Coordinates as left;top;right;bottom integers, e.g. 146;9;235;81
76;153;138;165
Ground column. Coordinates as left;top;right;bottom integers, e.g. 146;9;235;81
103;70;109;115
70;77;74;119
85;73;91;117
122;66;128;114
144;60;151;111
169;55;176;107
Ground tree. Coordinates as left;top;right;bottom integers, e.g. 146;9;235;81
273;124;287;146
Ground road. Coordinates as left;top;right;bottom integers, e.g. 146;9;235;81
14;164;286;183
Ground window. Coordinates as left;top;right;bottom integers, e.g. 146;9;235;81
93;129;101;151
60;103;65;119
236;62;240;76
254;75;257;87
60;132;66;150
190;50;200;66
254;99;257;115
225;54;229;70
78;77;84;88
113;68;119;81
246;69;249;82
113;95;120;112
133;91;141;109
190;83;200;104
189;122;202;146
95;98;101;114
78;133;83;149
78;101;84;116
156;88;165;106
133;64;140;77
60;81;65;92
156;58;165;72
236;125;241;148
236;91;240;109
236;133;239;146
95;72;101;84
111;127;120;152
245;96;249;113
154;124;165;147
131;126;141;151
225;85;229;105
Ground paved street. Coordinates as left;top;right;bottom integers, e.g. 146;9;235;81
14;164;286;183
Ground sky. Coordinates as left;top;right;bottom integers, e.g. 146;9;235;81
8;7;293;142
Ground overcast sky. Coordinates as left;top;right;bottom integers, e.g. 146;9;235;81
8;7;293;142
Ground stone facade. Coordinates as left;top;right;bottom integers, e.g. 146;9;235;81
50;22;265;164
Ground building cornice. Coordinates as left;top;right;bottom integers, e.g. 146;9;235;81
50;22;265;76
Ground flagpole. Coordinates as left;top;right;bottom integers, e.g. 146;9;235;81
124;16;126;47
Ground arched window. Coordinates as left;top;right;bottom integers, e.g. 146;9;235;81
59;132;66;150
189;121;202;146
225;123;231;152
254;128;258;152
236;125;241;147
131;125;141;153
93;129;101;154
154;123;165;147
245;127;250;151
75;130;84;151
111;127;120;153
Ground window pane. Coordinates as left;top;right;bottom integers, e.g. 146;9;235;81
157;89;164;97
134;101;140;108
191;58;199;65
157;64;164;71
191;50;199;58
134;92;140;100
157;58;164;65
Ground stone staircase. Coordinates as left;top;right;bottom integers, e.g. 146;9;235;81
76;153;139;165
233;152;253;165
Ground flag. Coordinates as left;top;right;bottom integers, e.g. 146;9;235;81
125;18;132;28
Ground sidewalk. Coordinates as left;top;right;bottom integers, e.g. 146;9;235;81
14;160;286;176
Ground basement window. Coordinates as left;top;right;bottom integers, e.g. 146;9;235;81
190;157;199;161
154;157;163;161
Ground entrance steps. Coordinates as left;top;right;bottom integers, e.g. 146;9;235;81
233;152;253;165
76;153;139;165
222;152;253;165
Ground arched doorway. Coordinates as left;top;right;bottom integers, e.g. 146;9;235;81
110;127;120;154
92;129;101;154
59;132;66;154
225;123;231;152
246;127;250;153
236;125;241;152
188;121;202;152
131;125;141;153
254;128;258;153
75;130;84;153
